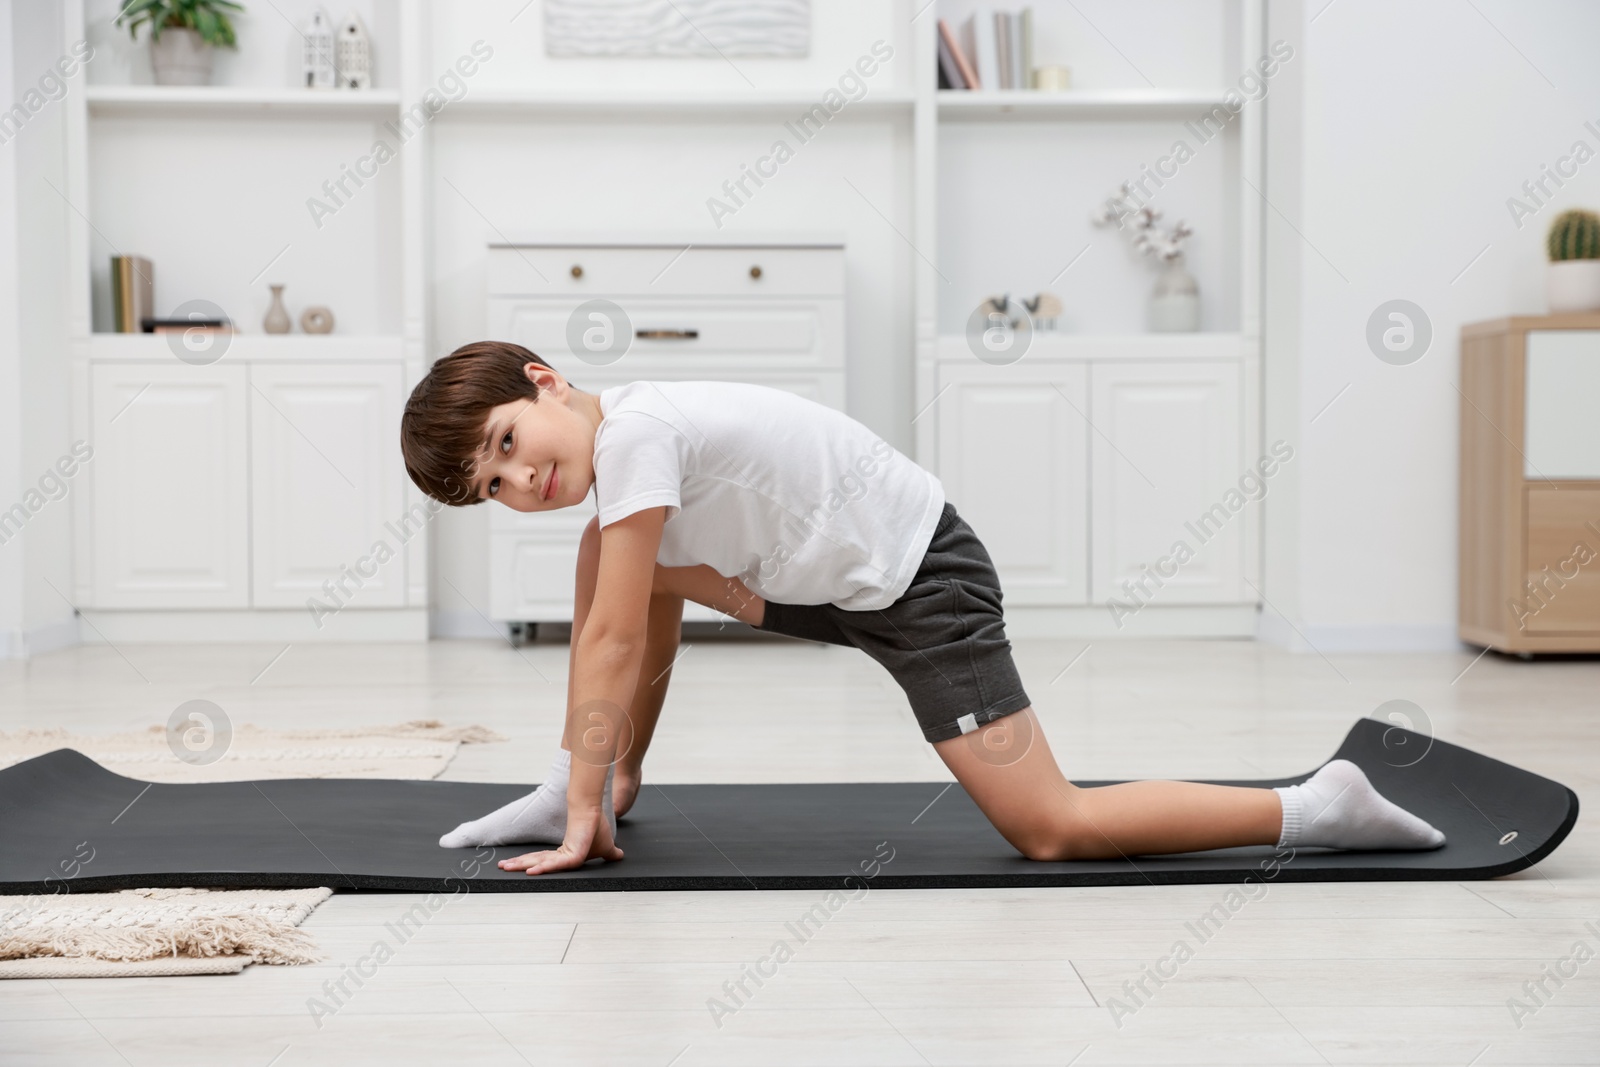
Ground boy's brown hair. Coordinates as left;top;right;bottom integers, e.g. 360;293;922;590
400;340;555;506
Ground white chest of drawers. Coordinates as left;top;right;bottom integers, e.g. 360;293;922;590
484;238;847;628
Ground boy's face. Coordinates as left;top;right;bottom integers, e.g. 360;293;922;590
468;364;596;512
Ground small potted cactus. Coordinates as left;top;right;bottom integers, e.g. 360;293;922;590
1546;208;1600;313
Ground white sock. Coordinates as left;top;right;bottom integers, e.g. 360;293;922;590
1274;759;1445;851
438;749;616;848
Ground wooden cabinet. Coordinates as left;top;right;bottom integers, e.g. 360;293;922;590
1460;315;1600;653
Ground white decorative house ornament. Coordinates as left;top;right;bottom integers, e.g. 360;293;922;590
545;0;810;57
301;8;337;90
336;14;372;89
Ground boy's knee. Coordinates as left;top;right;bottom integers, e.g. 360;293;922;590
1011;810;1103;863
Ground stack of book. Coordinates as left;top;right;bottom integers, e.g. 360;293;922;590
937;8;1035;91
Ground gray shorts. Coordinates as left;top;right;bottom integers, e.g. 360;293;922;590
755;501;1032;744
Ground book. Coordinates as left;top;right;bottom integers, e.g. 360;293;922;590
963;9;998;93
995;10;1012;90
936;21;963;89
1020;7;1034;88
937;17;978;89
111;255;152;334
142;317;231;333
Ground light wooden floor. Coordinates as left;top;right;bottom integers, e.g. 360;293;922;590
1;634;1596;1065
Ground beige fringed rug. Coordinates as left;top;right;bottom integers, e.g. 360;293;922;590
0;887;333;979
0;719;507;782
0;720;506;977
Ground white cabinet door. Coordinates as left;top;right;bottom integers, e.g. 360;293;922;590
934;362;1089;606
90;362;249;608
1525;330;1600;478
249;363;405;608
1090;361;1244;605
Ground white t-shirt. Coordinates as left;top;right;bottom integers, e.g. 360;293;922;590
592;380;945;611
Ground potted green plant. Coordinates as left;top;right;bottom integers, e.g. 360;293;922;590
1546;208;1600;313
114;0;245;86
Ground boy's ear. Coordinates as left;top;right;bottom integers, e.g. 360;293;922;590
523;361;562;395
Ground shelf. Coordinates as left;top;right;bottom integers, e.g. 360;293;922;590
86;85;401;120
443;88;917;120
935;332;1248;362
937;89;1231;121
85;333;406;362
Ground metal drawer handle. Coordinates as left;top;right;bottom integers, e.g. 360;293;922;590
635;329;699;340
570;264;583;279
750;265;762;279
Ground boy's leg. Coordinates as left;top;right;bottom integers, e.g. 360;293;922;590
934;707;1446;858
932;708;1283;860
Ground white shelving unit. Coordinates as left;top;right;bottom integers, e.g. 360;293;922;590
443;88;917;120
936;88;1233;121
55;0;1263;642
62;0;430;643
85;84;404;118
913;1;1265;638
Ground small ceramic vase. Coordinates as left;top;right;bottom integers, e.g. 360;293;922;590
1149;259;1200;332
263;284;291;334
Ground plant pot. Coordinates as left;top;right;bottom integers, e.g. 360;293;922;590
1149;259;1200;332
150;27;214;86
1546;260;1600;313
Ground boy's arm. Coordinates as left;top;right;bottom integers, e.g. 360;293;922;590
499;505;667;876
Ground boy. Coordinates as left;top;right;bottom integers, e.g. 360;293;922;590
401;341;1445;877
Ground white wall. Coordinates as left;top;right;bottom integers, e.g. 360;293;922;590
16;0;75;653
0;0;21;655
1264;0;1600;651
0;0;77;657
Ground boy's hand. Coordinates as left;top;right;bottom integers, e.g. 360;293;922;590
497;804;622;876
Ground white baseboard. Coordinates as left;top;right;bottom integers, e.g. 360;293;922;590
0;617;85;659
1257;609;1465;654
1255;605;1311;651
24;617;82;657
1296;623;1466;654
76;609;429;644
430;609;506;640
1001;604;1259;639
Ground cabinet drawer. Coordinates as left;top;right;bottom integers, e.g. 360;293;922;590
488;245;844;298
489;298;843;372
1521;486;1600;634
490;535;580;621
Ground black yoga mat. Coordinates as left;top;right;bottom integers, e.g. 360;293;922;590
0;719;1577;894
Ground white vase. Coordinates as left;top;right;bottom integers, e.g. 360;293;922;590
1149;259;1200;332
150;27;214;86
1546;260;1600;313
